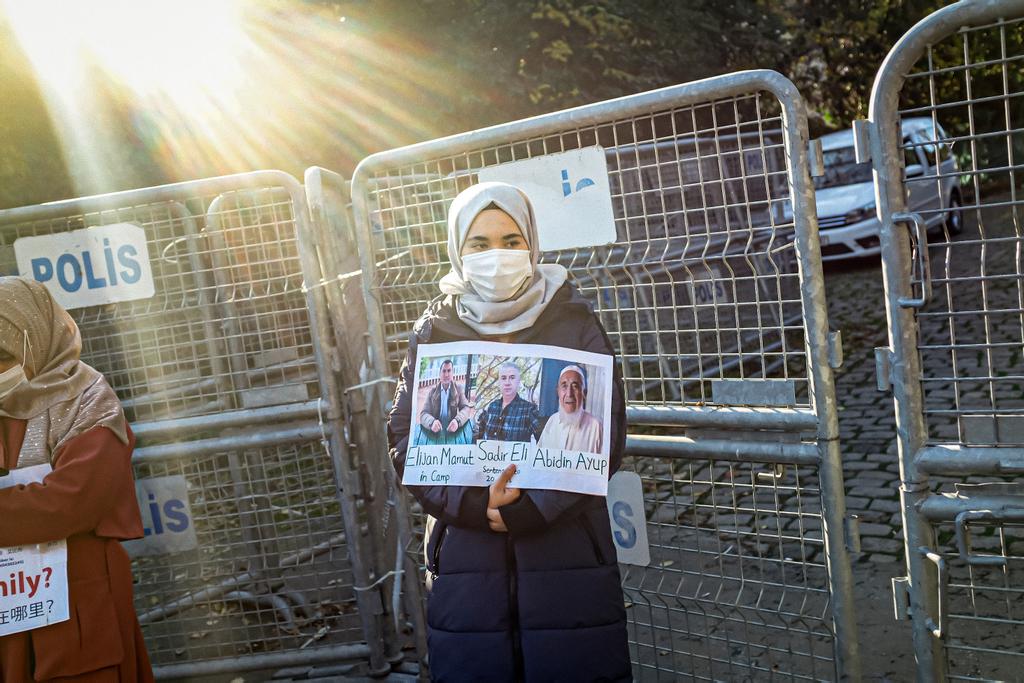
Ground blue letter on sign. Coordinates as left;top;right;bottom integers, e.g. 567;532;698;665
117;245;142;284
56;254;83;292
163;499;190;533
612;501;637;549
31;258;53;283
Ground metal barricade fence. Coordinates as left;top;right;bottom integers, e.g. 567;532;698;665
0;171;389;678
304;166;430;673
345;70;861;680
866;1;1024;680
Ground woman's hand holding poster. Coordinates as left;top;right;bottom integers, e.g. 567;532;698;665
405;341;613;496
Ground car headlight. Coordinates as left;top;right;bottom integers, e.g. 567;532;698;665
844;203;876;224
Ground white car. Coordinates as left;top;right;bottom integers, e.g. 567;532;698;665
812;117;963;261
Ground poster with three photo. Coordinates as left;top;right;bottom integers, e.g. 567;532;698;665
405;340;613;496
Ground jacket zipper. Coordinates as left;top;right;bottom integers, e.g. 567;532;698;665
508;535;523;681
430;521;447;581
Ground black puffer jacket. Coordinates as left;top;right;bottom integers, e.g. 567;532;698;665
388;283;631;683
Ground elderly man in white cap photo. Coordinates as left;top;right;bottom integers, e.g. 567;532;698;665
537;364;602;453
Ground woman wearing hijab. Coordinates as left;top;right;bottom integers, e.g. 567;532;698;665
0;277;153;682
388;182;631;682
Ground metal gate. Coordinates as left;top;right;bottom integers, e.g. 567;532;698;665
0;171;390;678
344;70;861;680
866;0;1024;680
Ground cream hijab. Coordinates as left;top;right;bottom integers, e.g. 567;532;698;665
439;182;567;335
0;277;128;467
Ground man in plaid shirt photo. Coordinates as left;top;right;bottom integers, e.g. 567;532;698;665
474;361;541;442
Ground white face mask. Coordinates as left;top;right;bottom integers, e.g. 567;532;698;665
0;364;26;401
461;249;533;302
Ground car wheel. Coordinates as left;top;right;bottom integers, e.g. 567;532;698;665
946;192;964;235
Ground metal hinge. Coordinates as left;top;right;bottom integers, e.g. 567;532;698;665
919;547;949;639
828;330;844;369
853;119;872;163
875;347;893;392
756;462;787;483
955;504;1024;566
894;212;933;309
892;576;911;621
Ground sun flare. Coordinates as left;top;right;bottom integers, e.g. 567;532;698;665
1;0;468;193
3;0;246;108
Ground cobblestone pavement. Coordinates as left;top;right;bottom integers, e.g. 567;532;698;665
825;258;903;563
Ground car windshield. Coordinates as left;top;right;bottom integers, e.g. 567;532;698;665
813;145;873;190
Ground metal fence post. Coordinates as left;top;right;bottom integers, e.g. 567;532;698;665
776;74;863;682
868;104;947;681
290;173;395;675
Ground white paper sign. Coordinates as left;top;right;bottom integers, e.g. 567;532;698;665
404;341;614;496
478;146;617;252
124;475;198;558
607;471;650;566
0;464;70;636
15;223;155;310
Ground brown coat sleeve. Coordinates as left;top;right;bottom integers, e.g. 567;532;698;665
0;425;143;547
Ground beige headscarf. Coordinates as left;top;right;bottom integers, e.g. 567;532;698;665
0;277;129;468
438;182;567;335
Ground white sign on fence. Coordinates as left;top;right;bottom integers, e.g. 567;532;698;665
689;264;731;307
124;475;198;558
478;146;617;252
404;341;614;496
14;223;155;310
607;471;650;566
0;464;70;636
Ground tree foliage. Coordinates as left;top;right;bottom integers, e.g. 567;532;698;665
0;0;976;209
473;355;542;406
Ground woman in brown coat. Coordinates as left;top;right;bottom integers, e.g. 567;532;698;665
0;277;153;682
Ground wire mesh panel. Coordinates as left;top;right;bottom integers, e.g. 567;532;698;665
868;1;1024;680
347;71;858;679
0;186;318;422
0;171;383;676
929;515;1024;681
896;12;1024;448
364;101;804;405
620;456;834;681
132;442;362;664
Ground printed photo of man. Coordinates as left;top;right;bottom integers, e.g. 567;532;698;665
474;361;541;442
418;359;472;443
537;364;603;453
